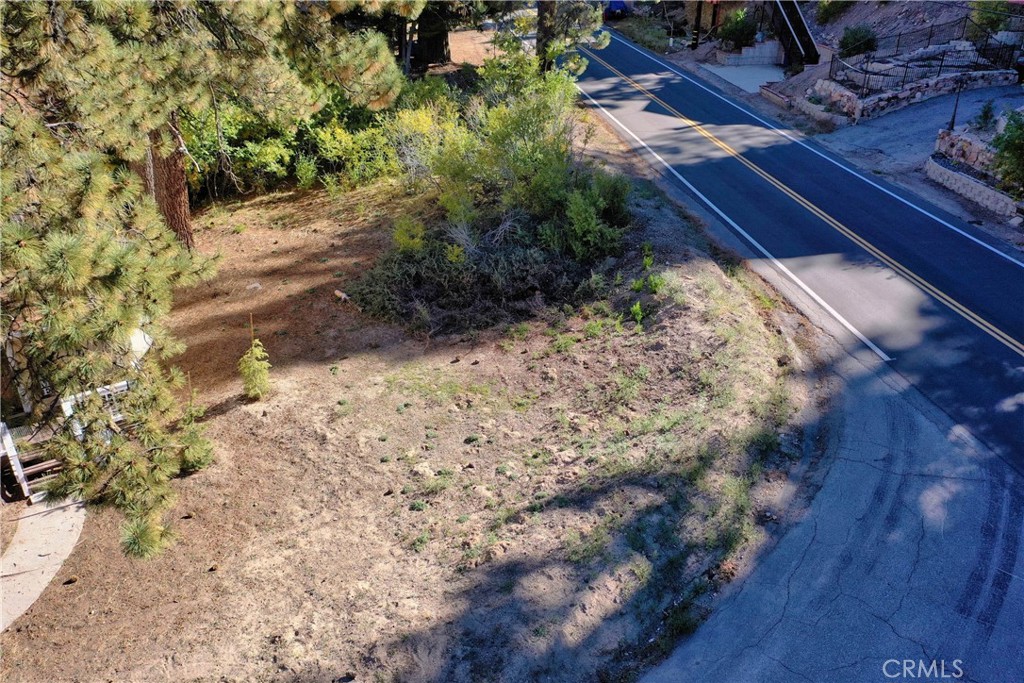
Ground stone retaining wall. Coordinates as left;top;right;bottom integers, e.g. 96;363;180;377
789;93;849;128
924;156;1019;216
811;69;1019;122
934;129;996;175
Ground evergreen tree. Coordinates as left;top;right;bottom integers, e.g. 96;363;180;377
0;0;423;555
534;1;609;74
410;1;522;68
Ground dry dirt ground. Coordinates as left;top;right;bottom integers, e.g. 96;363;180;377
1;33;825;683
0;111;820;683
0;500;27;556
801;0;971;53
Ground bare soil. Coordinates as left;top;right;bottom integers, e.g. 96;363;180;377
0;109;820;683
802;0;971;52
1;500;27;556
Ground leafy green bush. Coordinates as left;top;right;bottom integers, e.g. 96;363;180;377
973;100;997;131
180;82;399;198
295;154;318;189
615;17;672;53
970;1;1022;32
345;127;399;184
817;0;854;24
351;53;634;333
718;10;757;50
839;25;877;57
234;136;294;190
993;111;1024;195
393;216;426;253
563;183;624;261
396;75;461;114
177;397;215;473
594;171;632;228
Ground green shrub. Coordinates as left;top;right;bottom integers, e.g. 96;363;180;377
310;120;355;166
816;0;854;24
593;170;632;228
393;216;426;253
235;136;294;190
345;127;399;184
631;301;644;325
839;25;877;57
615;17;672;53
565;187;621;261
352;54;632;333
397;75;460;115
993;111;1024;195
970;1;1022;33
973;100;997;131
239;338;271;399
295;154;317;189
321;173;344;198
718;10;757;50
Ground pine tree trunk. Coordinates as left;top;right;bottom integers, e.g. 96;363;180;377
134;145;156;197
537;1;557;73
414;8;450;66
148;121;194;250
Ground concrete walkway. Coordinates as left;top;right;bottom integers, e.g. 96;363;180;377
1;500;85;631
702;63;786;93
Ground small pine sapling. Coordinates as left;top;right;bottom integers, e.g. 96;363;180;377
239;315;272;399
178;377;214;473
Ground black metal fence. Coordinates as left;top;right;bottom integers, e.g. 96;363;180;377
839;16;969;64
828;16;1023;97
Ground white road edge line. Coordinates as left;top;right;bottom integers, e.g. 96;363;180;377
576;85;894;363
606;32;1024;271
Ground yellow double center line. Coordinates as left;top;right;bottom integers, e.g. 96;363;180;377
581;47;1024;358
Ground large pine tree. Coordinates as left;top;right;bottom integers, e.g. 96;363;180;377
535;0;608;74
1;0;423;556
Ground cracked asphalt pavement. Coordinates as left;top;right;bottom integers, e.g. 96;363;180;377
578;33;1024;683
642;348;1022;683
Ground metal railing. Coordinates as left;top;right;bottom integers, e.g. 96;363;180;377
750;1;820;66
839;16;970;65
828;17;1022;97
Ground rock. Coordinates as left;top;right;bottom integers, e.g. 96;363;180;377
541;367;558;383
1009;216;1022;227
246;282;262;291
412;462;435;479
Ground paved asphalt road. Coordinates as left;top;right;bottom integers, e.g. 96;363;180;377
578;34;1024;683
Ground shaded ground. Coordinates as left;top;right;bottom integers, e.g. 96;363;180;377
0;110;821;681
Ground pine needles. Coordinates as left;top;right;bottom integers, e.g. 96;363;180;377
238;315;271;400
